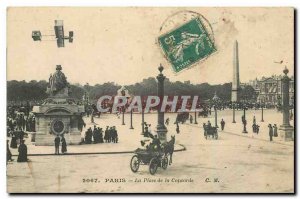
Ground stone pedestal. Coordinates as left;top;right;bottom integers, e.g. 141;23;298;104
279;67;294;141
32;98;84;146
279;125;294;141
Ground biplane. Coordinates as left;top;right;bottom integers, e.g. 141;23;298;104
32;20;73;48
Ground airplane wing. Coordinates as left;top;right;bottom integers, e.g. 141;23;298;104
54;20;65;47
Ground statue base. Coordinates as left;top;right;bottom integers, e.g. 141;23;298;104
279;124;294;141
32;98;84;146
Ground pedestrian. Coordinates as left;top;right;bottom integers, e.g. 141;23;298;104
10;132;18;149
61;135;67;154
19;129;24;142
252;123;256;133
108;127;113;143
54;135;60;154
165;118;169;125
176;123;180;134
113;126;118;143
104;126;109;143
273;124;278;137
7;140;13;162
220;119;225;131
253;116;256;125
17;140;28;162
207;120;212;129
190;115;193;124
268;124;273;142
256;125;260;134
203;123;207;136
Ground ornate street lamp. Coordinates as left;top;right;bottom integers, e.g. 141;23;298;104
261;98;264;122
117;86;130;126
194;109;198;124
141;99;146;135
242;100;248;133
212;92;220;128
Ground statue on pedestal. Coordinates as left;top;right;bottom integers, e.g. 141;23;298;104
48;65;69;97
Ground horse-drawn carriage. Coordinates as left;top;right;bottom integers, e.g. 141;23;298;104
130;149;169;175
130;135;175;175
204;126;218;139
175;112;189;124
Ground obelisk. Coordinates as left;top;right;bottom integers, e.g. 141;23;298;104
232;40;240;102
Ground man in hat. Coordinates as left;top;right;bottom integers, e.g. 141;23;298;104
54;135;61;154
7;140;13;162
268;124;273;142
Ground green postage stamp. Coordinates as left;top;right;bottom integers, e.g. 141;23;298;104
158;17;216;73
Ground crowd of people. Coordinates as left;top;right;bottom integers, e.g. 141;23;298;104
84;125;119;144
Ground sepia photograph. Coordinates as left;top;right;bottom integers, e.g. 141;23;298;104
6;7;295;193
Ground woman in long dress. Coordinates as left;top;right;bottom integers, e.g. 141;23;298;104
273;124;278;137
10;132;18;149
61;135;67;154
17;140;27;162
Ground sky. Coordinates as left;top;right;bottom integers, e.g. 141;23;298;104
7;7;294;86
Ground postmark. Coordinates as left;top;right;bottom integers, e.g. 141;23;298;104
158;11;216;73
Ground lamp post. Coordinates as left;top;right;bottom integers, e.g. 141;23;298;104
117;86;130;126
141;99;146;135
155;64;168;142
279;67;294;141
261;99;264;122
212;92;220;128
232;102;236;123
128;96;134;130
242;101;248;133
194;110;198;124
128;109;133;129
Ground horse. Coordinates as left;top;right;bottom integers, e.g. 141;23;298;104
162;135;175;165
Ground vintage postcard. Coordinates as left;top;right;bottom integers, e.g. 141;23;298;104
6;7;295;193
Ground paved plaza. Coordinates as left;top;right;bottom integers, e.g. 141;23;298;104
7;109;294;193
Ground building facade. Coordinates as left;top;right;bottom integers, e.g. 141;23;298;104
245;75;294;105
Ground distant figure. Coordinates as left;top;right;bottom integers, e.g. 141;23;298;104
104;126;109;143
252;123;256;133
273;124;278;137
203;123;207;135
253;116;256;125
256;125;260;134
61;135;67;154
10;132;18;149
207;120;212;129
17;140;28;162
19;130;25;143
189;115;193;124
152;135;161;151
165;118;170;125
176;123;180;134
91;115;94;123
220;119;225;131
7;140;13;162
54;135;60;154
268;124;273;142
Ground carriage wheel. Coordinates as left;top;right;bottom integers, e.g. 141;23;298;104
215;133;218;140
149;157;158;175
162;156;168;170
130;155;140;173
